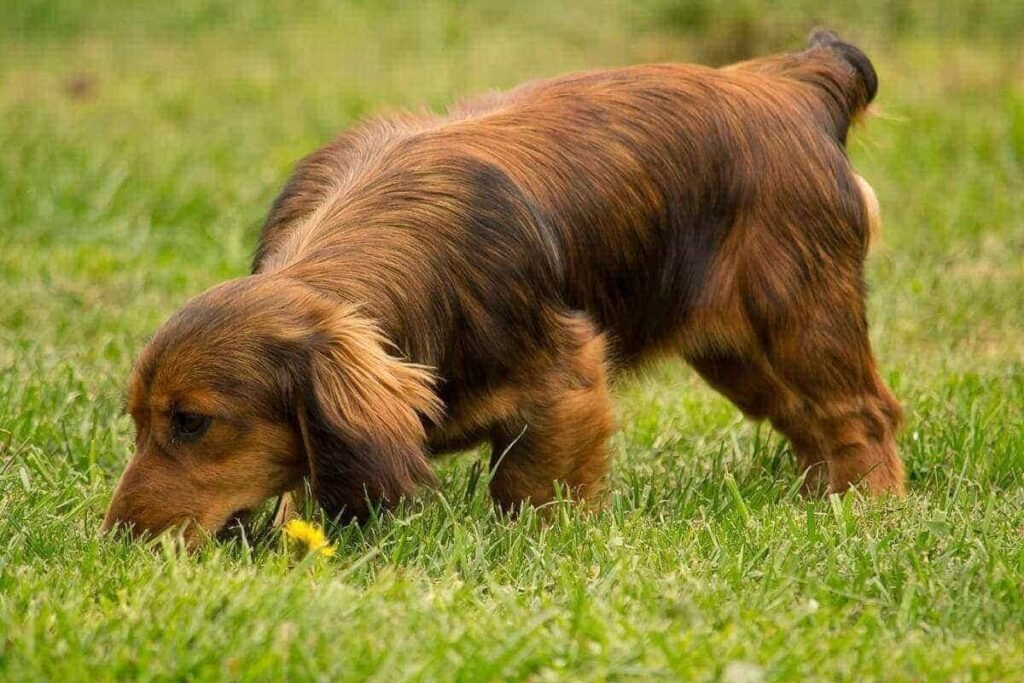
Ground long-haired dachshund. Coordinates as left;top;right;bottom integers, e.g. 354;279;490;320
103;30;904;545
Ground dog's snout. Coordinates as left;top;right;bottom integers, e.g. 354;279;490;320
100;497;143;538
101;490;161;540
101;454;186;541
102;464;139;537
100;503;124;535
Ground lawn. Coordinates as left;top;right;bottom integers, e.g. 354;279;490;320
1;1;1022;680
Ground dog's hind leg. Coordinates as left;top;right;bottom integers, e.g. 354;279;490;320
762;304;905;496
737;261;905;497
690;322;903;497
687;352;830;494
487;314;617;512
700;169;904;496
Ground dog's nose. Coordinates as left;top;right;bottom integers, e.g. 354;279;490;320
101;486;158;539
100;504;178;542
100;502;139;538
100;454;172;539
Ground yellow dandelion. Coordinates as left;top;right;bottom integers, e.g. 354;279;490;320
282;519;337;557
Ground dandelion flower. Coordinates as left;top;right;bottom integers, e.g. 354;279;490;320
282;519;337;557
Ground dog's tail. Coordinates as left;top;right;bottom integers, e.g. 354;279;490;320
804;30;882;248
801;29;878;139
728;29;877;146
805;30;878;106
728;30;882;247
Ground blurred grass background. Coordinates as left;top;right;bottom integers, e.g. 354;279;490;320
1;1;1022;680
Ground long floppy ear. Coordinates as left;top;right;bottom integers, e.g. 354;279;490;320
296;306;442;522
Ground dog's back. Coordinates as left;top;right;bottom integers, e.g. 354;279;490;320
255;31;879;371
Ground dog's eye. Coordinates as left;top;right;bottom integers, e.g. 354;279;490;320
170;411;211;442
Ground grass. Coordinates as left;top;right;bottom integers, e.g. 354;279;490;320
1;1;1022;680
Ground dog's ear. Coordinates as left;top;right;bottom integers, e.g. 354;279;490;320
295;307;442;522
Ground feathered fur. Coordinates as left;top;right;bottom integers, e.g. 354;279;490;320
103;31;903;545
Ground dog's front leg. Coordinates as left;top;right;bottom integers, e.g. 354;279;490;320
487;314;617;512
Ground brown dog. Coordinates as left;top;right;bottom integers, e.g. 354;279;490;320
103;30;904;545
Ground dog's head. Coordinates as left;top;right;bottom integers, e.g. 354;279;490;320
101;275;440;546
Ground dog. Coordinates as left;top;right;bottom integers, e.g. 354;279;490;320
102;30;904;546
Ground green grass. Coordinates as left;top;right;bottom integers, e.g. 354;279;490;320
1;1;1022;680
